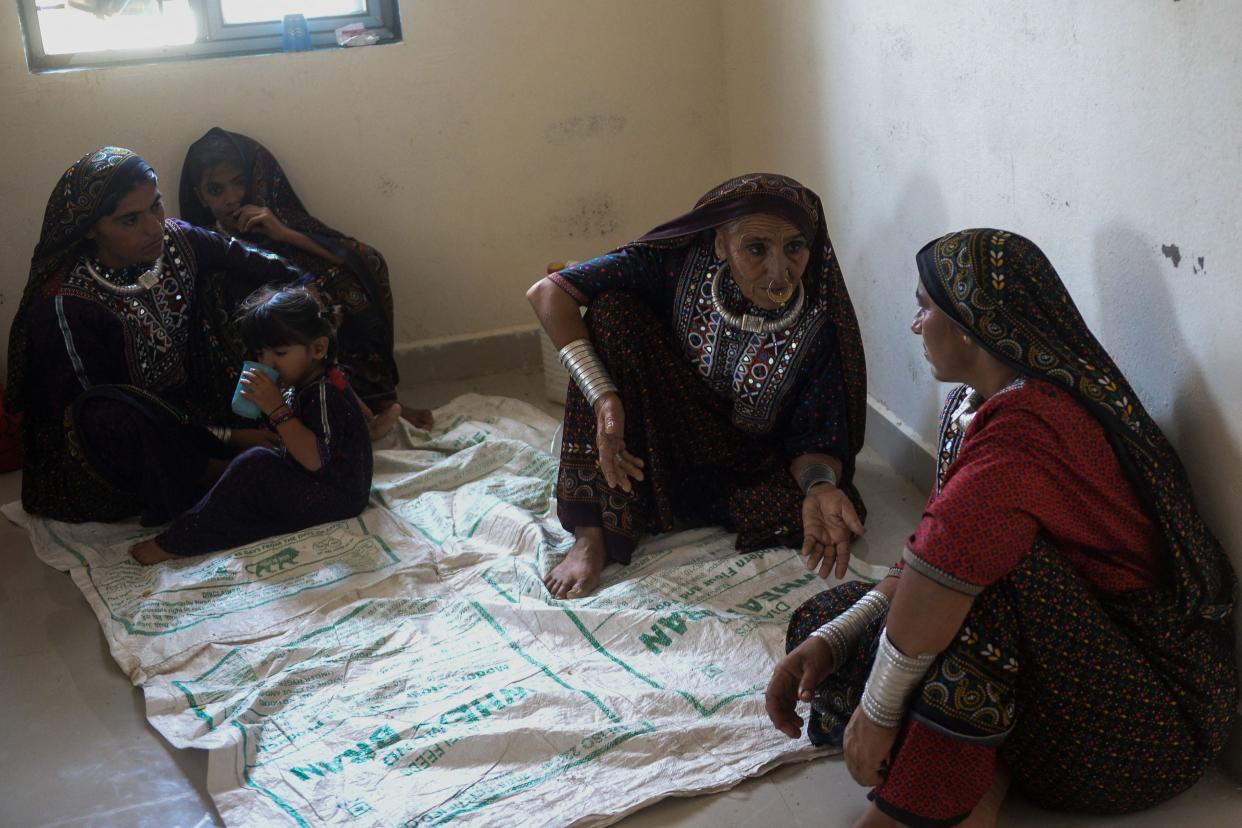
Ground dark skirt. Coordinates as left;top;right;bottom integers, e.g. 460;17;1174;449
22;385;221;524
555;290;862;564
786;542;1237;826
155;446;368;557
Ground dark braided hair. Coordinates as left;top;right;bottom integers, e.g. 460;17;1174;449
236;286;341;365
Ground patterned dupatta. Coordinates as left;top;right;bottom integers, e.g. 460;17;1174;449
917;228;1234;621
179;128;399;404
635;173;867;465
6;147;146;414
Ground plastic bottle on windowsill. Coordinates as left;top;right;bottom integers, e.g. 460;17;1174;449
282;14;311;52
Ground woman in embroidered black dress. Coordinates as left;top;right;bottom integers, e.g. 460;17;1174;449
767;229;1236;827
527;173;868;598
179;127;432;437
6;147;308;524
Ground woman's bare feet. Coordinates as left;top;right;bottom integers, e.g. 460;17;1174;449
544;528;607;599
130;539;178;566
400;405;434;430
368;403;402;442
959;763;1010;828
850;764;1010;828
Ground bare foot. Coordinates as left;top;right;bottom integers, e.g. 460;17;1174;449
400;404;434;430
544;528;606;599
959;763;1010;828
368;403;402;442
851;804;901;828
130;539;178;566
850;763;1010;828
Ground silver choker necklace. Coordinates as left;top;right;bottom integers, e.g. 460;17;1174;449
85;256;164;295
709;266;805;334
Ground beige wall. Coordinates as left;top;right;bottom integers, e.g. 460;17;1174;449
0;0;729;352
722;0;1242;768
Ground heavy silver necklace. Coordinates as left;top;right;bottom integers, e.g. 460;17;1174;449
85;256;164;295
709;265;805;334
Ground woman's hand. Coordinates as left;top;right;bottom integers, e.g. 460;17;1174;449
595;392;644;492
228;428;282;450
765;637;837;738
239;367;285;417
843;705;900;787
801;484;864;580
234;205;292;242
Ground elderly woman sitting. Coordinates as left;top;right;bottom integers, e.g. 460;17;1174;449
526;174;868;598
767;229;1237;827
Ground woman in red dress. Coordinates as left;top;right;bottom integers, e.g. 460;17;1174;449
768;228;1236;827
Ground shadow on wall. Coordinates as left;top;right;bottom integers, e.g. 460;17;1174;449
852;173;951;495
1090;223;1242;773
880;174;952;423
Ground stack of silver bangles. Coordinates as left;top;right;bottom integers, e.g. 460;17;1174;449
809;589;889;671
558;338;618;407
207;425;232;444
798;461;838;495
860;627;936;729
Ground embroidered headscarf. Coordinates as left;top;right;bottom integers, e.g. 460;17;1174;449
917;228;1235;620
6;147;150;414
180;127;347;243
179;127;399;404
635;173;867;463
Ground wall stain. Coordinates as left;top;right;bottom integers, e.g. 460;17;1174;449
378;177;398;198
1161;243;1182;267
555;194;620;239
1192;256;1206;275
544;114;626;146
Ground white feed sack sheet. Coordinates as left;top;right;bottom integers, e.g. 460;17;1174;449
5;394;885;827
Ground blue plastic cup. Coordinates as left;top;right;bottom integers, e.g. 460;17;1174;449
232;361;281;419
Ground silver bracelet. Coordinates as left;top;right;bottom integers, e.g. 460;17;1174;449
207;425;232;444
558;338;618;407
859;627;936;728
808;590;889;670
798;461;838;495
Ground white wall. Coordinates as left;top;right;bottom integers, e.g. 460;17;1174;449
0;0;729;351
722;0;1242;768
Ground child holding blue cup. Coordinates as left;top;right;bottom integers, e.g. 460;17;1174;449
131;286;373;563
232;360;279;419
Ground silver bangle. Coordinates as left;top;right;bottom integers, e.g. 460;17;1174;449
798;461;838;495
859;627;936;728
808;590;889;670
558;338;618;407
208;425;232;444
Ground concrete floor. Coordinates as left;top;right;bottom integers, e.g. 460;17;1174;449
1;368;1238;827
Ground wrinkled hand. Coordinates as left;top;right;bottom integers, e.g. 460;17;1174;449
234;205;291;241
801;484;865;580
239;367;285;416
765;637;837;738
843;705;899;787
228;427;282;450
594;392;644;492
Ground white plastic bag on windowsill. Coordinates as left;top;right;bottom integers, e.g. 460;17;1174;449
335;22;380;47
